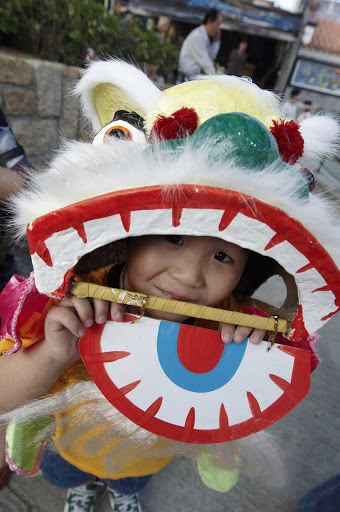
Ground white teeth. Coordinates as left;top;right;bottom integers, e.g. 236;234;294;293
221;213;276;252
295;268;337;331
266;241;309;274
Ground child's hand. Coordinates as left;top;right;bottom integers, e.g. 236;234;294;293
45;296;123;365
220;323;266;345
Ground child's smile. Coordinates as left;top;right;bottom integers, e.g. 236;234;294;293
125;235;248;322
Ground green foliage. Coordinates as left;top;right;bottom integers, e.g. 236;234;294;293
0;0;178;81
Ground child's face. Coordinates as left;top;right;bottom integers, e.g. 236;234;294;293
125;235;248;323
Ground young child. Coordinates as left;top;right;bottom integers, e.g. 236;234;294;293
0;61;339;512
0;235;268;511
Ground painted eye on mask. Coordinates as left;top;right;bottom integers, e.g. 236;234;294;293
93;120;147;145
79;314;310;444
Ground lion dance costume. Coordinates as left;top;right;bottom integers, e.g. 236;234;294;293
0;61;340;492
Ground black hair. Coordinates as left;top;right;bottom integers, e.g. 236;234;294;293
203;9;220;24
304;100;312;105
291;87;301;97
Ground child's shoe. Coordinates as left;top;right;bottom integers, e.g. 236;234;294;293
107;488;143;512
63;481;99;512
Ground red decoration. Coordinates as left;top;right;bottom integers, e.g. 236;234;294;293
150;107;198;141
270;119;304;164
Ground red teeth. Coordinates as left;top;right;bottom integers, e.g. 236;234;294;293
264;232;286;251
182;407;195;441
82;351;130;364
172;205;183;227
247;392;262;418
74;223;87;243
113;379;141;399
219;403;229;430
218;207;239;231
139;397;164;427
269;374;290;392
35;241;53;267
120;211;131;232
312;284;332;293
296;262;313;273
321;307;340;321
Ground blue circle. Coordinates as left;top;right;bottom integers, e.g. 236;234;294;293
157;321;248;393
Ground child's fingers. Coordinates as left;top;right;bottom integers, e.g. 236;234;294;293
233;326;253;343
92;298;109;324
249;328;266;345
220;323;236;344
110;302;125;322
59;296;94;329
47;305;86;338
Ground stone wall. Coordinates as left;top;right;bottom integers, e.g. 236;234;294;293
0;51;90;167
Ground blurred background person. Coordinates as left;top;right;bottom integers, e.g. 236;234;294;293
297;100;314;123
282;87;302;121
226;39;248;77
178;8;221;82
121;9;134;30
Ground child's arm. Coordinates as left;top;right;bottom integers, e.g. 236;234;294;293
0;296;116;413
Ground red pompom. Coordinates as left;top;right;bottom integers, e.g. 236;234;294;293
150;107;198;141
270;119;304;164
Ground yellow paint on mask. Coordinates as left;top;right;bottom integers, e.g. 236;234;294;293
144;78;280;134
93;84;146;129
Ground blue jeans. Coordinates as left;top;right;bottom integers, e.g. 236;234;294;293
297;474;340;512
40;449;152;494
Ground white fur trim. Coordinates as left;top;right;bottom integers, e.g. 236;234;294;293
74;59;163;133
10;138;340;268
298;115;340;171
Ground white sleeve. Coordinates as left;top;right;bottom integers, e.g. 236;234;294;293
190;32;217;75
209;40;220;61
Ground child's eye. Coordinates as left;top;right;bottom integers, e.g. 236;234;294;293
166;235;183;246
214;251;232;263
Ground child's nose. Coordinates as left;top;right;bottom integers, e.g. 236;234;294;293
170;258;204;287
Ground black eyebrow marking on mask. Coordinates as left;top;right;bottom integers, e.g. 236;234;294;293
112;110;146;133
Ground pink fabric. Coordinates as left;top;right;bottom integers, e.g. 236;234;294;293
241;304;320;372
0;273;50;355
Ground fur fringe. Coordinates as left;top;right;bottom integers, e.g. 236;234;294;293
9;137;340;268
0;381;286;488
298;114;340;170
